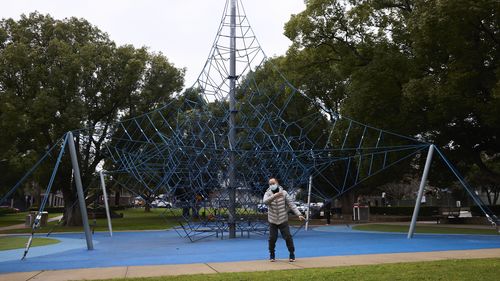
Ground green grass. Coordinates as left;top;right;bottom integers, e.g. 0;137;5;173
353;224;499;235
0;212;62;228
0;208;178;234
0;236;60;251
0;208;268;234
96;258;500;281
98;208;179;231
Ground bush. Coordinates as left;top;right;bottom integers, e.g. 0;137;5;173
0;206;20;215
370;206;439;216
30;207;65;213
470;205;500;216
29;205;126;213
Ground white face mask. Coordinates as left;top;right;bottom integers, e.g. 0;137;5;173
270;184;278;192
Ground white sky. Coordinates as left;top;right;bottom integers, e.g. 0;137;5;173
1;0;305;88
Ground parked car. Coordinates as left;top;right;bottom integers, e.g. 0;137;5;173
310;202;324;208
295;202;308;215
133;196;145;207
151;199;172;208
289;202;308;215
257;203;268;213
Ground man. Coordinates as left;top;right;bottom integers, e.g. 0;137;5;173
263;178;305;262
323;198;332;225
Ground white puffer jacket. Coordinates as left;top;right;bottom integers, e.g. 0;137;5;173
263;186;301;225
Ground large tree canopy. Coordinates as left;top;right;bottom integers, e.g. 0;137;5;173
0;13;184;222
278;0;499;197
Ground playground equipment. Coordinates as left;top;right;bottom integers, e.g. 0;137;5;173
1;0;498;258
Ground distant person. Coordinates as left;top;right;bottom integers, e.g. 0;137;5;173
323;198;332;225
357;195;367;205
192;194;203;218
334;198;343;219
263;178;305;262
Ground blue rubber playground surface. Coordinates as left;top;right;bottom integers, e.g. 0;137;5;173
1;226;499;273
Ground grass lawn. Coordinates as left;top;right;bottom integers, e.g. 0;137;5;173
0;236;60;251
0;212;62;228
0;208;268;234
0;208;178;234
353;223;499;235
94;208;180;231
96;258;500;281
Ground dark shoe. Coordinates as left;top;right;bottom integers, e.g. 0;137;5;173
289;253;295;262
270;252;275;262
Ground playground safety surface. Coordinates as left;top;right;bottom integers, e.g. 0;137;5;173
1;226;499;280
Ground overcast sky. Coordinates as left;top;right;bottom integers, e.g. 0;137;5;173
1;0;306;87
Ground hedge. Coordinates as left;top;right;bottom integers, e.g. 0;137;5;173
372;205;500;217
29;207;65;213
29;206;126;213
370;206;439;216
470;205;500;216
0;207;19;215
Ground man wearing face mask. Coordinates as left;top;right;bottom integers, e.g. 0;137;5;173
263;178;305;262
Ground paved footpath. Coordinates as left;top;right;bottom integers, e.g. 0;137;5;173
1;248;499;281
0;215;63;233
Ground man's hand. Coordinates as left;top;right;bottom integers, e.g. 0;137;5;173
298;215;305;221
274;191;284;198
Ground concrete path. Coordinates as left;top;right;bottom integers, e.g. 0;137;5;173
362;221;497;230
1;248;499;281
0;215;63;232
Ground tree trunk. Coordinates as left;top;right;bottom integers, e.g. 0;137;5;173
62;184;85;226
115;190;120;206
64;203;83;226
33;181;41;207
486;189;493;205
340;191;355;216
59;162;86;226
485;188;500;206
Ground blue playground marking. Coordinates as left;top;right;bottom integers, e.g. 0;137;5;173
0;236;95;263
0;226;499;273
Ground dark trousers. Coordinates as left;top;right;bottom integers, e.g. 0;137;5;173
325;209;331;224
268;222;295;254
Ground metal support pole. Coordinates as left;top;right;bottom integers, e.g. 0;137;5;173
99;171;113;237
408;145;434;239
67;131;94;250
228;0;237;238
305;175;313;231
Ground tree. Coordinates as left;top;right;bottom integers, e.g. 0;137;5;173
403;0;500;188
282;0;500;200
468;153;500;205
0;13;184;224
379;177;420;206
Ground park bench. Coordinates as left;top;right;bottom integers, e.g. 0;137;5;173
434;207;461;224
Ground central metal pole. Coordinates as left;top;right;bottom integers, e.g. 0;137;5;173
408;145;434;239
228;0;237;238
67;131;94;250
